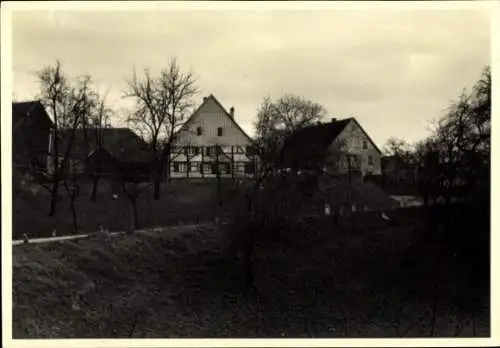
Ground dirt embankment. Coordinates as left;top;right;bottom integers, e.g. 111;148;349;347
13;209;490;338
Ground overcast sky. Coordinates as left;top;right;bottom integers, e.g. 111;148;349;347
10;3;491;148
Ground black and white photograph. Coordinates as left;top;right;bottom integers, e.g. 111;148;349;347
1;0;497;345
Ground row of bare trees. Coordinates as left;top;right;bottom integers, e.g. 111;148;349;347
380;66;490;206
36;61;111;227
31;58;334;235
26;58;198;234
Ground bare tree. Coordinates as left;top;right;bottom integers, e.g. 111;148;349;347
35;61;96;216
227;95;330;293
125;58;198;199
88;90;113;200
62;170;80;234
417;66;490;205
116;161;152;232
384;137;413;157
260;94;326;133
382;137;417;190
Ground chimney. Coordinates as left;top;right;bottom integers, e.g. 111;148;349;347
331;118;337;123
230;107;235;118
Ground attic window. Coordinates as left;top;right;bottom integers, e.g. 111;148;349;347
197;127;203;136
368;155;374;165
363;140;368;149
217;127;223;136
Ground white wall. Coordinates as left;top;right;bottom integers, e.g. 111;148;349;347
170;96;255;178
329;119;382;175
174;96;252;148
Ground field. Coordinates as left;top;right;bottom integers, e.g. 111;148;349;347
12;175;398;240
12;178;248;239
12;206;490;338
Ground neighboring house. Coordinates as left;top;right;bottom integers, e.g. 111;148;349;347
12;100;55;174
170;94;257;178
52;128;154;178
280;117;382;177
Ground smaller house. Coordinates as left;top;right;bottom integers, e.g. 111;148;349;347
52;128;154;179
279;117;382;178
12;100;55;174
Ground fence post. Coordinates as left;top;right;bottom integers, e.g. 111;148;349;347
324;203;331;216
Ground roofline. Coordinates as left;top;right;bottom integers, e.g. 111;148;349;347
346;118;382;154
175;94;255;144
12;100;48;132
13;99;43;105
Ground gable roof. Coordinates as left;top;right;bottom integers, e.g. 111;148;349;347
175;94;254;144
348;118;382;154
280;117;381;166
280;118;351;166
58;127;153;163
12;100;54;131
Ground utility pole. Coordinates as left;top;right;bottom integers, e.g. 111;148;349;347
231;146;235;179
201;146;205;179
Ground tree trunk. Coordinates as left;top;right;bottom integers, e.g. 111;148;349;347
90;174;100;201
131;196;139;230
70;198;78;234
153;175;161;200
48;180;59;217
243;220;257;294
166;153;172;183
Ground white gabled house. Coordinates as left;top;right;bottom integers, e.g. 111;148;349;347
169;94;257;178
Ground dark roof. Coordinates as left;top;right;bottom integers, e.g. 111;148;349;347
280;118;351;165
12;100;54;131
58;127;153;163
176;94;255;144
280;117;383;167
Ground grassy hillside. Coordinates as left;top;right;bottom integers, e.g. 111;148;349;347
13;174;399;240
13;207;489;338
13;178;248;239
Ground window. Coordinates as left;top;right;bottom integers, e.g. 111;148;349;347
179;162;187;173
201;163;211;174
173;162;180;173
363;140;368;149
217;127;223;136
368;155;373;166
191;162;199;172
196;126;202;136
206;146;218;156
235;162;245;174
246;146;254;156
219;163;230;174
185;146;199;156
